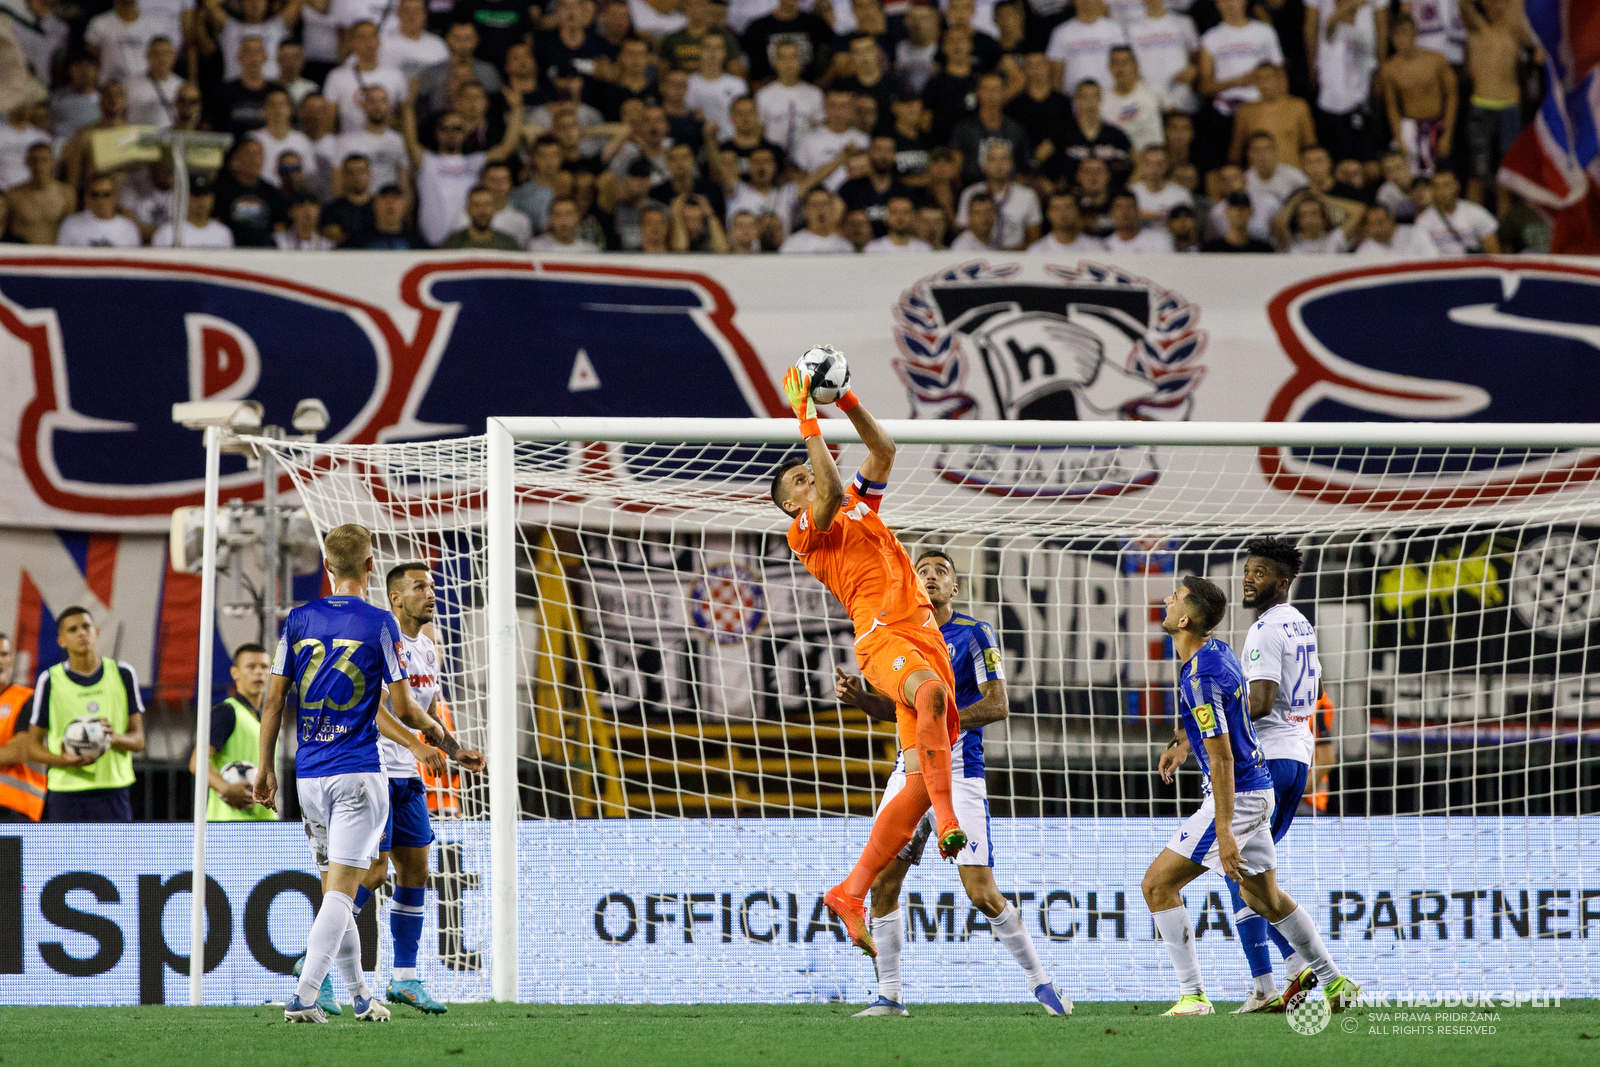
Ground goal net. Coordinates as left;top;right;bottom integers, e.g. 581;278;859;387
258;419;1600;1005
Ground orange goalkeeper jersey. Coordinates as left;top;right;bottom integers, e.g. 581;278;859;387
787;472;932;637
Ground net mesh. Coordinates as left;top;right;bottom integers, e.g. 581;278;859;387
261;431;1600;1004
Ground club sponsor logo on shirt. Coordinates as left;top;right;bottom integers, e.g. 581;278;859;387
983;647;1002;672
1192;702;1217;731
892;656;906;671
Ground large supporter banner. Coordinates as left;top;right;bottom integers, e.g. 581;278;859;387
4;251;1600;533
1;818;1595;1005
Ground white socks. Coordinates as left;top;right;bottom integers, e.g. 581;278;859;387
296;889;354;1004
1284;951;1309;979
869;909;904;1003
334;909;371;1000
1271;906;1340;987
1254;973;1278;998
991;902;1049;990
1152;905;1204;995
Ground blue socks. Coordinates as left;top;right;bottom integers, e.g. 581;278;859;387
1228;876;1277;979
353;884;373;915
391;885;426;976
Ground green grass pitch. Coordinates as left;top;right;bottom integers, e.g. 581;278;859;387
4;1001;1596;1067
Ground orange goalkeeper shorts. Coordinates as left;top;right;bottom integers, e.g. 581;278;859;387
854;609;959;754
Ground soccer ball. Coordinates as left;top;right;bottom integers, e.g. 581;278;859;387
62;717;110;760
220;761;258;788
796;345;851;404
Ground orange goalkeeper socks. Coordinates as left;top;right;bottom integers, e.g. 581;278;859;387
914;678;958;834
838;773;930;899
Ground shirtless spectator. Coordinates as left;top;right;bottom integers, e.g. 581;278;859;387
1228;65;1314;168
62;80;130;195
6;144;73;244
1462;0;1538;207
1380;15;1457;176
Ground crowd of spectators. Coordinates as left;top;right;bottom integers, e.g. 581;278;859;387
0;0;1551;254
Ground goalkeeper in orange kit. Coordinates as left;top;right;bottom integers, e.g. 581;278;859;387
770;353;963;958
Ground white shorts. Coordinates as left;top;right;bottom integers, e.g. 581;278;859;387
298;771;389;872
876;767;992;867
1164;788;1277;877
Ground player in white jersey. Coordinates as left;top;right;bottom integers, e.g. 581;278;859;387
355;561;485;1014
836;550;1069;1017
1233;536;1322;1011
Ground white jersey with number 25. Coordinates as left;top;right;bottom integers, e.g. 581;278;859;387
1240;603;1319;765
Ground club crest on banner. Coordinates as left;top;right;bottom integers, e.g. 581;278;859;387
889;261;1208;498
687;562;766;646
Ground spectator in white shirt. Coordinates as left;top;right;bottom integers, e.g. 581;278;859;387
253;88;318;186
1030;192;1109;252
405;98;523;247
84;0;163;86
950;192;999;251
1354;202;1441;256
9;0;70;88
150;174;236;247
1126;0;1200;113
1199;0;1284;116
756;40;826;155
323;20;408;134
56;173;143;247
864;193;933;252
686;35;748;140
124;36;184;128
334;85;411;196
1130;143;1192;223
793;88;870;193
209;0;298;82
721;143;798;247
0;106;49;191
1414;169;1500;253
529;196;603;253
1101;46;1165;150
1104;189;1176;251
779;186;854;252
1047;0;1128;93
894;3;941;94
1306;0;1381;163
955;140;1042;250
1206;163;1277;241
379;0;449;81
1244;130;1308;205
277;41;319;107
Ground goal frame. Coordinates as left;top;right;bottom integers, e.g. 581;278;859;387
479;416;1600;1000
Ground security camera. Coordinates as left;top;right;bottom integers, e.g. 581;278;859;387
292;398;330;436
171;400;264;430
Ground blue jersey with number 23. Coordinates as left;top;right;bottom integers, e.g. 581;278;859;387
272;596;406;779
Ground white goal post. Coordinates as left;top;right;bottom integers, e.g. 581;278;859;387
254;418;1600;1005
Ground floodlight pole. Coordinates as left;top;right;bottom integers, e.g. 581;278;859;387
189;425;223;1005
137;130;233;248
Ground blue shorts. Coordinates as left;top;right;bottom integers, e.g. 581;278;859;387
1267;758;1309;842
380;776;435;852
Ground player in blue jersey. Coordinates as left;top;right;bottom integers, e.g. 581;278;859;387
836;550;1069;1018
255;524;449;1024
1141;576;1359;1016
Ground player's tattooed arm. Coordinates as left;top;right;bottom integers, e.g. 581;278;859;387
958;678;1008;730
835;667;896;722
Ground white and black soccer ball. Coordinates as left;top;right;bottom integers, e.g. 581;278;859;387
220;761;258;788
796;345;851;404
62;716;110;760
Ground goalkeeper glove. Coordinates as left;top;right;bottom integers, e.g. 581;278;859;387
783;367;820;439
